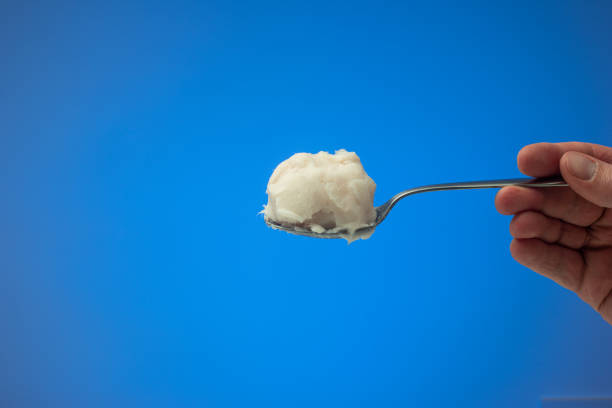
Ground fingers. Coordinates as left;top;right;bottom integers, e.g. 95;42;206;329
510;238;585;292
509;211;588;249
502;142;612;325
495;185;605;227
511;239;612;325
580;248;612;317
517;142;612;178
560;152;612;208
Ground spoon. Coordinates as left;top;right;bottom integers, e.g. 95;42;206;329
264;176;567;239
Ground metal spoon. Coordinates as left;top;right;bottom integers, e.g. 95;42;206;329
264;176;567;239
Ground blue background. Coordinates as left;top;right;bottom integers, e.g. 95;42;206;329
2;1;611;407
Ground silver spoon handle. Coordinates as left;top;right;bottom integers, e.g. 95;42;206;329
407;175;567;194
377;176;568;224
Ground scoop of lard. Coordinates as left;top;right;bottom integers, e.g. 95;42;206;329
262;149;377;243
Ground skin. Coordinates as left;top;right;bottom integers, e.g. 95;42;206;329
495;142;612;325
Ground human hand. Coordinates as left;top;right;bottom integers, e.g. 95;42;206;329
495;142;612;325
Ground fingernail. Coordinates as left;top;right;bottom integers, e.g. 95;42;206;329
566;152;596;180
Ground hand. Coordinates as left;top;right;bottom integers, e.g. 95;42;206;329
495;142;612;325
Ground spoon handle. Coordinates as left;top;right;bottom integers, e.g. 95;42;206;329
376;176;568;224
417;175;568;192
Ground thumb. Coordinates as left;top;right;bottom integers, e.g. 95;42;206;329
560;151;612;208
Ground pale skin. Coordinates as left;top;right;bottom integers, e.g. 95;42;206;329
495;142;612;325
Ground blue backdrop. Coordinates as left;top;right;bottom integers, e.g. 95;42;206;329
2;1;611;407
